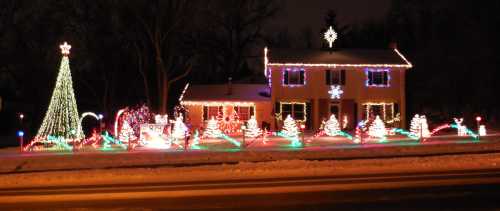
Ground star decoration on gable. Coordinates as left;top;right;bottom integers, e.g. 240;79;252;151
328;85;343;99
324;26;338;48
60;42;71;56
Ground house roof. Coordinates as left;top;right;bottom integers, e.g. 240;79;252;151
181;84;270;104
266;48;412;68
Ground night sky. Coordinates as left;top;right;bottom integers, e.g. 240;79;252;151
273;0;391;47
1;0;500;137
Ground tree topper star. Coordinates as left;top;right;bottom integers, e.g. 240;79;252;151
60;42;71;56
324;26;338;48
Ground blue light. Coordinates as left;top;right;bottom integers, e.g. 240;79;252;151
98;114;104;120
17;131;24;137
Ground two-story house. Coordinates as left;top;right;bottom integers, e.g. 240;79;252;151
181;45;412;131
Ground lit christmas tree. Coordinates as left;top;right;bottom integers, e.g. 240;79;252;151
203;116;222;138
368;115;386;138
281;115;299;138
119;120;137;142
324;114;340;136
409;114;421;136
420;115;430;138
36;42;83;140
410;114;430;138
171;116;188;139
245;116;262;138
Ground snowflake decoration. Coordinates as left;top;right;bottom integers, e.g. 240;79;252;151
328;85;343;99
324;26;337;48
60;42;71;55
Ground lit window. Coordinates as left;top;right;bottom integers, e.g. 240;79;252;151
234;106;254;121
366;68;390;87
279;102;306;121
283;67;305;86
203;106;222;121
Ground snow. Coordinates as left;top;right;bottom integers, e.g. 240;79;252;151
1;152;500;189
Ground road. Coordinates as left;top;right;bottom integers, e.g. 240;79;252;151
2;169;500;210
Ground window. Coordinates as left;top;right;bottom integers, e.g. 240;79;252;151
366;68;390;87
325;69;345;85
362;103;394;121
279;102;306;121
203;106;222;121
234;106;254;121
283;67;305;86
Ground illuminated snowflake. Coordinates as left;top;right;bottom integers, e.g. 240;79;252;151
324;26;337;48
328;85;343;99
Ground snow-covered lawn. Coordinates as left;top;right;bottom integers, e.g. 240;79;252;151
1;152;500;189
0;135;499;175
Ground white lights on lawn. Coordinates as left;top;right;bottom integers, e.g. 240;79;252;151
328;85;343;99
324;26;337;48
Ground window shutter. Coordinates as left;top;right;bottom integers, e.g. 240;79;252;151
299;71;305;84
325;70;331;85
283;70;289;85
394;103;399;115
383;71;388;85
275;102;280;114
341;69;346;85
203;106;208;120
250;106;255;116
368;71;373;85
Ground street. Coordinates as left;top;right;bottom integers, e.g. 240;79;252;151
2;168;500;210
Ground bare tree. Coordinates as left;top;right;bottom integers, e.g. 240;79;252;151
127;0;194;114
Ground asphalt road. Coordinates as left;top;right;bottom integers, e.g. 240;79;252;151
2;169;500;210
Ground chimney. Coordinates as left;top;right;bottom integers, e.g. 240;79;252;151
389;42;398;49
227;77;233;95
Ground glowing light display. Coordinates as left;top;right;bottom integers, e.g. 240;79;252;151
479;125;487;136
245;116;262;138
324;114;340;136
328;85;343;99
281;115;299;138
203;117;222;138
368;116;386;138
410;114;430;138
324;26;338;48
36;42;83;142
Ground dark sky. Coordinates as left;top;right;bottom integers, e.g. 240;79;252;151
271;0;392;47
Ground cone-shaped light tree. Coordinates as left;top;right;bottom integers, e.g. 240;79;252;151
281;115;299;138
36;42;83;140
203;117;222;138
368;115;386;138
245;116;262;138
324;114;340;136
172;116;188;139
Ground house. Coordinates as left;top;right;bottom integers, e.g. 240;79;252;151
181;30;412;131
180;83;273;130
265;46;412;130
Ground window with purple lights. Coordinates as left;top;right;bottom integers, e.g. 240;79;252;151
365;68;390;87
283;67;305;86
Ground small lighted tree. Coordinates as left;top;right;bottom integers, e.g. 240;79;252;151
420;115;430;138
245;116;262;138
171;116;188;139
368;115;386;138
203;116;222;138
119;121;137;142
324;114;340;136
281;115;299;138
411;114;430;138
410;114;421;136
